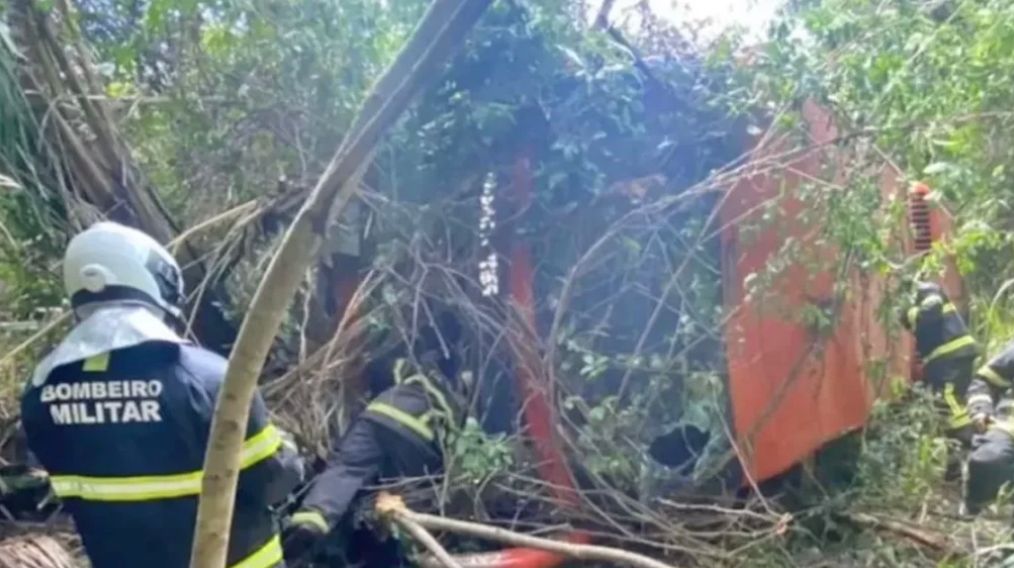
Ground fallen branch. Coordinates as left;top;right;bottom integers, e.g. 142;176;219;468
377;494;462;568
375;492;677;568
841;512;952;552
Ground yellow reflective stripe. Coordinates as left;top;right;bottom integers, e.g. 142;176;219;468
231;535;282;568
943;383;964;415
979;366;1011;388
942;303;957;315
52;425;283;502
949;413;973;429
944;383;971;429
241;425;282;469
83;352;110;372
907;307;919;328
925;335;977;363
367;401;435;441
50;471;202;501
404;374;455;422
292;510;329;533
920;294;943;310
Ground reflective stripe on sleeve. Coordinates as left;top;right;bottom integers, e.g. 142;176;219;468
240;424;283;469
230;535;282;568
968;393;993;407
925;335;977;364
920;294;943;310
292;510;329;533
50;424;283;502
906;307;919;328
908;301;955;329
949;413;973;430
979;365;1011;388
366;401;435;442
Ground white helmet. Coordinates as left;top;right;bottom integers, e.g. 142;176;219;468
63;222;184;320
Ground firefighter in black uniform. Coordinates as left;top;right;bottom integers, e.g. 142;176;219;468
962;340;1014;514
901;281;979;445
282;332;465;564
21;222;302;568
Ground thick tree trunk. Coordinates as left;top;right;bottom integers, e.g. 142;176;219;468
188;1;493;567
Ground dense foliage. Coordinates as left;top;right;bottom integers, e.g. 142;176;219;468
6;0;1014;564
746;0;1014;348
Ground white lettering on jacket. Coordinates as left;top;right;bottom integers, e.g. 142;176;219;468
41;380;164;425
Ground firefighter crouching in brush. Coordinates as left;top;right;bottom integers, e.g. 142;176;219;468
282;342;467;564
963;340;1014;514
900;281;979;474
21;222;303;568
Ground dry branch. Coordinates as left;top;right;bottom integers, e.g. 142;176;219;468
374;492;678;568
841;512;953;553
188;1;493;566
377;494;462;568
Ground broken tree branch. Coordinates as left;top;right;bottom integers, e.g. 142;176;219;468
377;494;462;568
188;1;492;567
375;493;678;568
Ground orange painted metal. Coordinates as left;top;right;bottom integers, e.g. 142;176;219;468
506;151;582;506
720;102;913;482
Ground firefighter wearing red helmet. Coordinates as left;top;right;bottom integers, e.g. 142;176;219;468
21;222;302;568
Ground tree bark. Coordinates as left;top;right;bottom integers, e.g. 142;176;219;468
8;0;236;351
188;1;492;567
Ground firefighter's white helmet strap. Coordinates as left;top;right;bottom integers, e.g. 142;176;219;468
63;222;184;320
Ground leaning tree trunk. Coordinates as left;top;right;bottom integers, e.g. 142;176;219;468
188;1;493;566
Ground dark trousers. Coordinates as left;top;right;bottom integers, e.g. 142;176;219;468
966;428;1014;513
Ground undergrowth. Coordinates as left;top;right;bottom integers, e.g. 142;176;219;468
745;388;1014;568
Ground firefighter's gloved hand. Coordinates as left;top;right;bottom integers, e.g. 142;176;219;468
282;510;329;563
973;413;993;434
